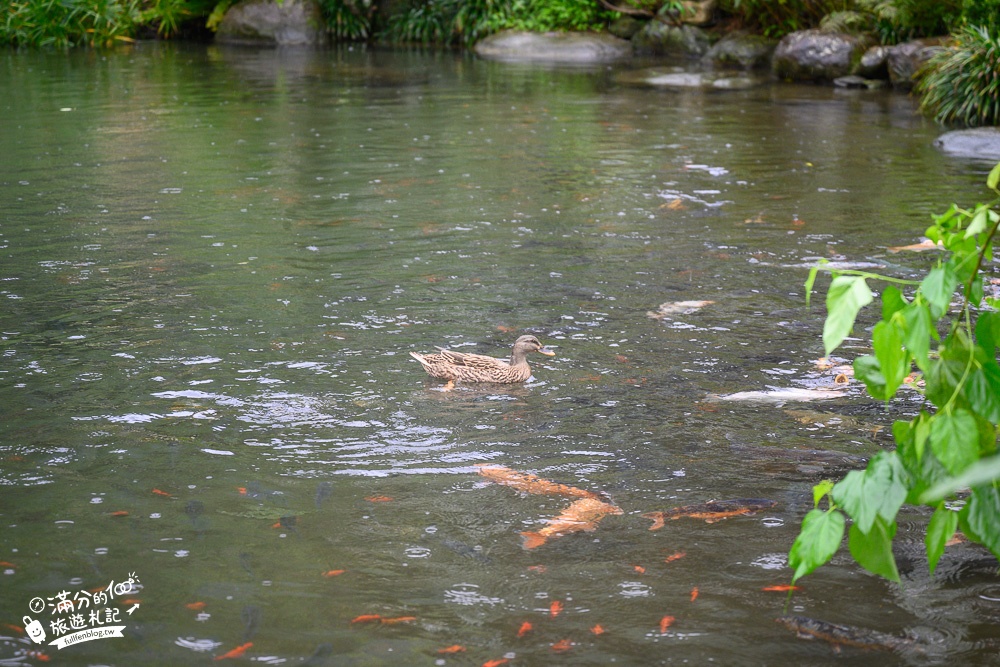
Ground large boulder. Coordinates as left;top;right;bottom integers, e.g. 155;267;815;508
216;0;326;46
704;31;776;69
632;22;712;58
886;37;947;89
934;128;1000;160
772;30;866;81
855;45;890;79
474;31;632;63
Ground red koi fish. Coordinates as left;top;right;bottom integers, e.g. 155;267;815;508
380;616;416;625
551;638;573;652
322;570;345;578
763;585;801;592
437;645;466;654
659;616;676;633
186;602;207;611
690;587;699;602
152;488;172;497
642;499;777;530
214;642;252;661
350;614;382;624
591;624;606;635
365;495;393;503
521;497;623;550
550;600;563;617
517;621;533;637
482;659;509;667
664;551;686;563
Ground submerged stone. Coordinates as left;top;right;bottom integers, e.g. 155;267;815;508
934;128;1000;160
474;31;631;63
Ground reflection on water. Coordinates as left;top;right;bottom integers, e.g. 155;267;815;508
1;43;997;665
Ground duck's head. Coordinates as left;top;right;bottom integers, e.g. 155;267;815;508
514;335;556;357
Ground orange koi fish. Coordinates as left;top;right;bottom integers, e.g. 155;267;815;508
643;499;777;530
214;642;252;661
517;621;533;637
664;551;686;563
634;565;646;574
551;638;573;652
365;495;393;503
659;616;676;633
437;645;466;654
152;488;172;497
380;616;416;625
482;659;509;667
185;602;207;611
550;600;563;617
2;624;24;635
690;587;699;602
762;585;801;592
28;651;49;662
237;487;247;495
122;599;142;606
0;561;16;568
520;497;623;550
350;614;382;624
591;624;606;635
322;570;345;578
476;465;600;500
110;511;130;517
527;565;547;573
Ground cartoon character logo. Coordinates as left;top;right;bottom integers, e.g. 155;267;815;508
22;616;46;644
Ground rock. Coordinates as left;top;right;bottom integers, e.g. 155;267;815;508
772;30;866;82
833;75;886;89
887;37;947;89
704;31;776;69
679;0;716;26
473;30;631;63
632;22;712;58
855;45;889;79
933;128;1000;160
617;68;764;90
608;17;645;40
216;0;326;46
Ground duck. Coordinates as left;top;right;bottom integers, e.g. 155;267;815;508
409;335;555;384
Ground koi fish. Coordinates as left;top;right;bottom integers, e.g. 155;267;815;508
110;511;130;517
664;551;686;563
2;623;24;634
527;565;547;573
776;616;915;652
28;651;49;662
690;587;699;602
437;645;466;654
520;497;623;549
365;495;393;503
763;585;801;592
591;624;606;635
659;616;676;633
322;569;345;578
380;616;416;625
476;465;600;500
185;602;206;611
517;621;533;637
152;488;172;497
122;599;142;606
551;638;573;652
214;642;252;661
482;659;509;667
634;565;646;574
0;561;16;568
350;614;382;624
642;499;777;530
550;600;563;617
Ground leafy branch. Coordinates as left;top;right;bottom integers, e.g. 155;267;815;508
789;163;1000;585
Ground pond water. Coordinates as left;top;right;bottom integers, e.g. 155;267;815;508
1;43;998;666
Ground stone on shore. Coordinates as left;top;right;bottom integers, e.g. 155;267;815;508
216;0;326;46
474;31;632;63
934;128;1000;160
772;30;866;81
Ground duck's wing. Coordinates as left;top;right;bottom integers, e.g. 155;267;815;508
434;347;507;370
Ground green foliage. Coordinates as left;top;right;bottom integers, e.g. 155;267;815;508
820;0;964;44
917;26;1000;128
719;0;851;38
791;164;1000;584
960;0;1000;34
500;0;617;32
319;0;376;41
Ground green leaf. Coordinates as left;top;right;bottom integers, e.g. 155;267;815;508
965;205;989;239
960;486;1000;561
881;285;907;320
987;161;1000;191
853;355;888;401
920;265;958;319
832;452;908;534
901;301;933;369
812;479;835;508
920;454;1000;503
848;515;900;583
929;409;979;475
872;320;908;400
804;263;821;308
925;505;958;575
789;508;846;584
977;311;1000;356
963;362;1000;424
824;276;873;356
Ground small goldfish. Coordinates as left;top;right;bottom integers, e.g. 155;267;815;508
550;600;563;617
634;565;646;574
109;511;129;517
659;616;676;633
527;565;547;573
350;614;382;624
762;585;801;592
365;495;393;503
151;488;172;497
517;621;533;637
185;602;207;611
590;624;606;635
551;638;573;652
2;624;24;634
437;645;466;654
237;487;247;495
0;561;16;568
690;586;699;602
122;599;142;606
521;497;623;549
214;642;252;661
664;551;686;563
322;569;345;578
381;616;416;625
482;659;509;667
643;499;777;530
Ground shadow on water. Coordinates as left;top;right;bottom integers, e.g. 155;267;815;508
0;42;997;665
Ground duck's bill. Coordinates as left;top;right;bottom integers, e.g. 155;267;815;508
539;347;556;356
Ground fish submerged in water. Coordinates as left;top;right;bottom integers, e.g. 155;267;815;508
776;615;918;653
477;465;600;500
642;498;777;530
521;497;624;549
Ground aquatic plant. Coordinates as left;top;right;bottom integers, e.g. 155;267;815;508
917;26;1000;128
790;164;1000;583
